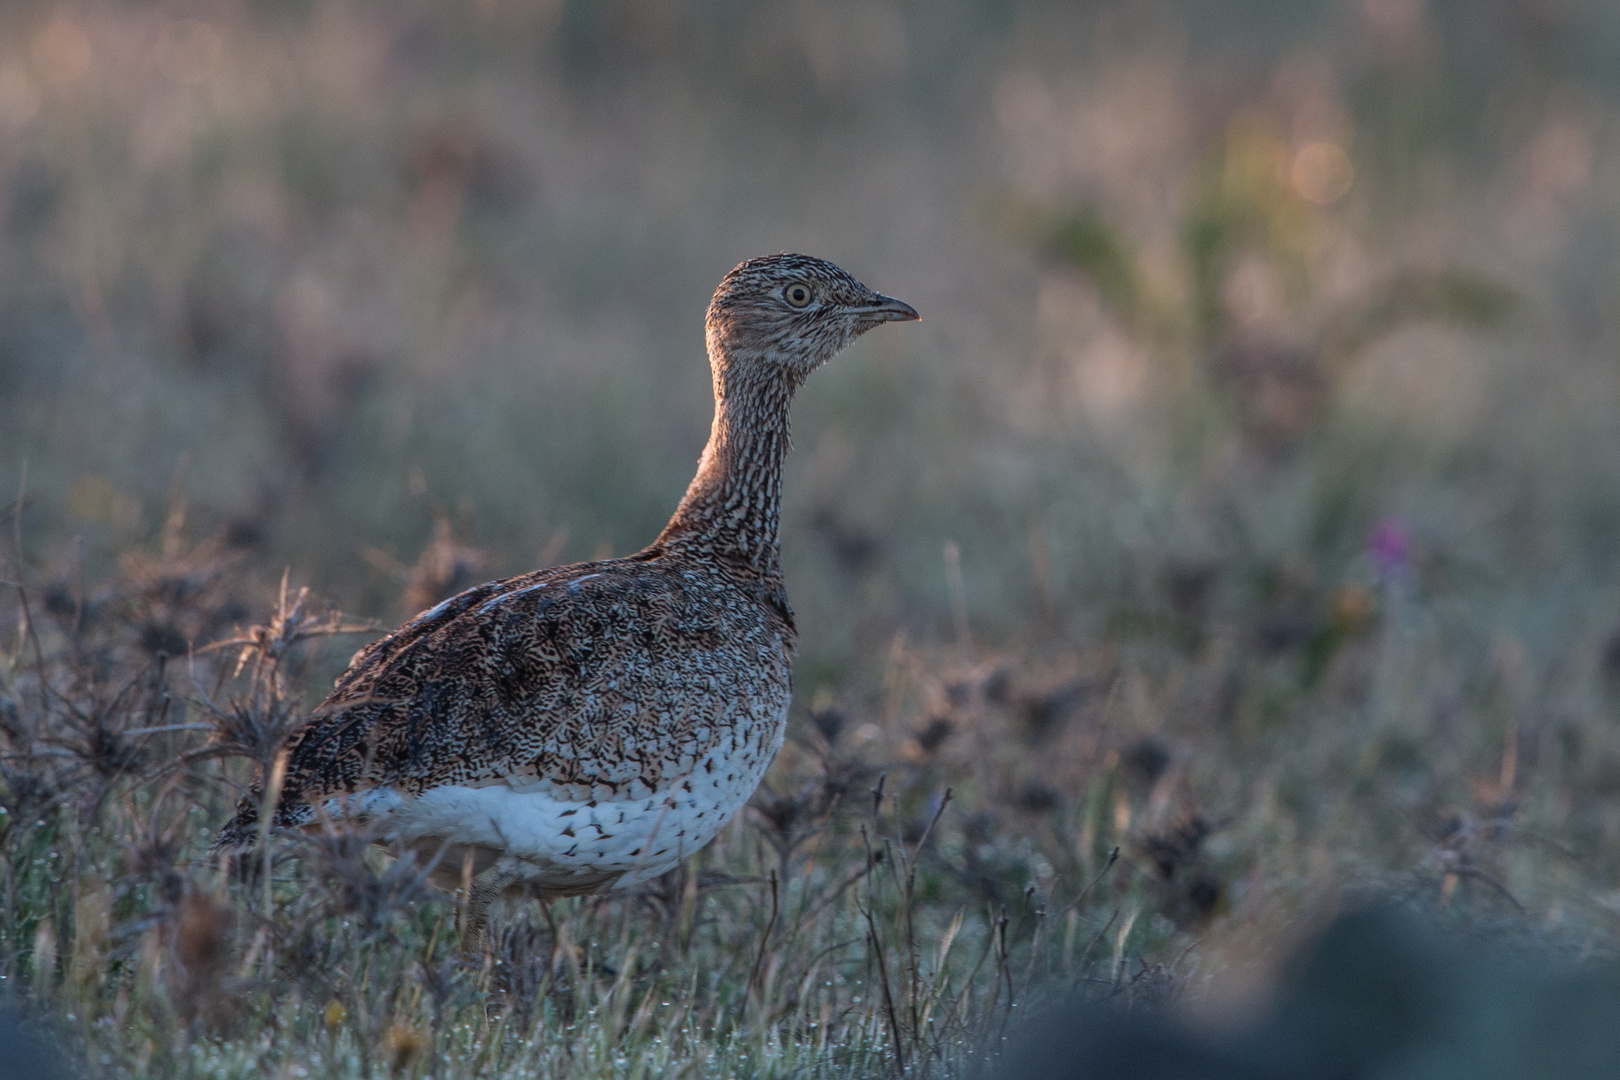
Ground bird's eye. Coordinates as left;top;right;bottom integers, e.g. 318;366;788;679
784;283;813;309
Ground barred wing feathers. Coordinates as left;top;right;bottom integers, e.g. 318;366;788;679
214;553;793;850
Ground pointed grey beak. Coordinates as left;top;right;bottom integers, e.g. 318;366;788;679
854;294;920;323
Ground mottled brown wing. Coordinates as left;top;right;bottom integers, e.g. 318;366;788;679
219;553;785;845
329;576;517;697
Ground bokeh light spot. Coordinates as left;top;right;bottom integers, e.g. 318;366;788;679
1529;120;1591;197
1291;141;1353;204
31;18;93;87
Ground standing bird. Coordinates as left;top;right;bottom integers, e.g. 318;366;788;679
214;254;918;939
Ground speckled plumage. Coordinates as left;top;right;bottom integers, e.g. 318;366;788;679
215;254;918;930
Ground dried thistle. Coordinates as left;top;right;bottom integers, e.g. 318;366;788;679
192;571;376;773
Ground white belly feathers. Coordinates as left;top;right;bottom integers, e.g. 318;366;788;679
318;711;786;893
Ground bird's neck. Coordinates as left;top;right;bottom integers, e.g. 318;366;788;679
657;355;799;582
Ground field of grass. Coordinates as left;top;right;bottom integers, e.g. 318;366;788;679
8;1;1620;1076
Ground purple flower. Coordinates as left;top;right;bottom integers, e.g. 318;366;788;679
1368;518;1411;577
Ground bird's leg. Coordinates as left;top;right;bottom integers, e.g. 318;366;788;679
540;898;560;977
459;865;517;956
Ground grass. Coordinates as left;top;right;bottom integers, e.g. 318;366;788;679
7;0;1620;1076
7;464;1620;1076
0;505;1182;1077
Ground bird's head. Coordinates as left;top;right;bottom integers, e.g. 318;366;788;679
706;253;919;381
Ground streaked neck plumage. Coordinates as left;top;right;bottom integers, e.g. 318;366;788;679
655;344;801;583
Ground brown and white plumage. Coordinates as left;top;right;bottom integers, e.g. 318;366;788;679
215;254;918;933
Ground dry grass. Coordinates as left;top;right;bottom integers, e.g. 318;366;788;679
7;1;1620;1076
7;473;1620;1076
0;506;1182;1077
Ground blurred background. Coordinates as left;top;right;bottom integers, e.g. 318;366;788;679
8;0;1620;916
11;2;1620;1072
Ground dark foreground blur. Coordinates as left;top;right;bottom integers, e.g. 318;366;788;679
0;1007;75;1080
985;906;1620;1080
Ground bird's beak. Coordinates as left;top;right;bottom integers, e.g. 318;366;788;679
854;294;921;323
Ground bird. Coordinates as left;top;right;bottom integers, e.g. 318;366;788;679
214;253;919;941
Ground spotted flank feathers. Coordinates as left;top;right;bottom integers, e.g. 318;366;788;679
215;254;918;932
